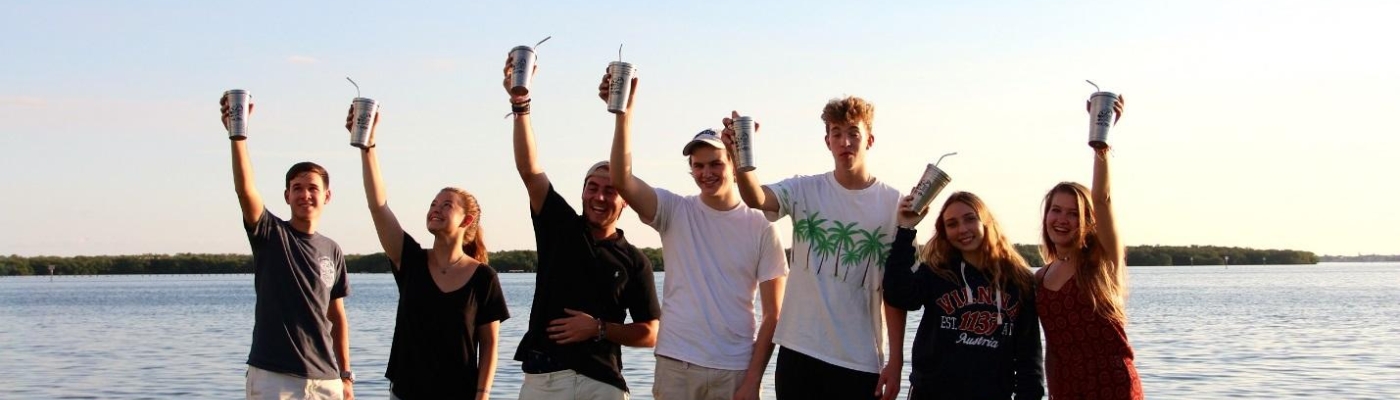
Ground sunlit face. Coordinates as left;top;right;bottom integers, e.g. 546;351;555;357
1044;192;1082;247
824;121;873;171
581;173;626;231
284;172;330;222
426;190;470;236
942;201;986;254
688;146;732;197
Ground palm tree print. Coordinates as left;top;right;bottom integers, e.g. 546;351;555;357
793;211;827;271
854;227;890;287
826;221;859;278
811;233;836;275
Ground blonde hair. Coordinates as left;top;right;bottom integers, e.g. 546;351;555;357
1040;182;1126;322
441;187;488;264
919;192;1033;294
820;96;875;134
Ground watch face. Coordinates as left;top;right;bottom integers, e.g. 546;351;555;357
340;371;355;382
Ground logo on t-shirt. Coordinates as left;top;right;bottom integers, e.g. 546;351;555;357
317;256;336;288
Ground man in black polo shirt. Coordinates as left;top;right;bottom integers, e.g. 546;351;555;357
221;95;354;399
504;57;661;399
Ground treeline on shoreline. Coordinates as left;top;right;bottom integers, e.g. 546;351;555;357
0;244;1318;276
0;249;665;276
1319;254;1400;262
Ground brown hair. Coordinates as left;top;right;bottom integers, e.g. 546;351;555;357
820;96;875;134
441;187;488;264
285;162;329;190
919;192;1033;293
1040;182;1126;322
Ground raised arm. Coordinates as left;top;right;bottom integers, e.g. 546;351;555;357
348;108;405;268
600;72;659;223
505;56;551;213
721;111;780;212
1092;96;1125;266
223;96;264;225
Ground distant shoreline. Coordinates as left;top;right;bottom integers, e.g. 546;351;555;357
0;245;1366;276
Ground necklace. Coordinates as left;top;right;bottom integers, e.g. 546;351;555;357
439;253;465;275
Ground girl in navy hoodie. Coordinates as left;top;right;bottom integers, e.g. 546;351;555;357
884;191;1044;399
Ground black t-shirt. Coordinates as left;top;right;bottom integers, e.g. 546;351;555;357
244;208;350;380
513;184;661;393
385;233;510;399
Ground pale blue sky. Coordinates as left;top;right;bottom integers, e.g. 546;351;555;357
3;0;1397;257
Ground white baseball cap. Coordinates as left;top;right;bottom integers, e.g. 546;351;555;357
681;129;725;156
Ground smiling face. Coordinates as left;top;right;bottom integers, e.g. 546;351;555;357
426;189;470;236
941;200;987;255
688;146;732;197
581;171;626;232
283;172;330;223
1042;184;1092;251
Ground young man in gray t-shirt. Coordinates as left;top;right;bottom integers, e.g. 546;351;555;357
221;95;354;400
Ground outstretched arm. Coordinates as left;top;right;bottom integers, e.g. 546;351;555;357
721;111;780;212
223;96;264;225
349;107;405;268
506;56;551;213
601;72;659;223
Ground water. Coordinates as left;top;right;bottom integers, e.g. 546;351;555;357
2;263;1398;399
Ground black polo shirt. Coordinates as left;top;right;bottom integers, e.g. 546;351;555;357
513;184;661;393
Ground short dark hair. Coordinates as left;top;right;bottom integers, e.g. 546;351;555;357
285;162;329;190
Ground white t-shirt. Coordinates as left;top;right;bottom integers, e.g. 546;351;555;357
648;187;790;370
766;172;901;373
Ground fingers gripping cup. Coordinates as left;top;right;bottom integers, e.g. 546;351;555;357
224;89;251;140
909;163;953;213
733;116;757;172
349;97;379;149
509;46;538;97
606;61;636;114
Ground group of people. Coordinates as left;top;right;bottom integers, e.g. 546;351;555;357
221;54;1142;400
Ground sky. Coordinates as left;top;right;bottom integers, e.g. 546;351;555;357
2;0;1397;258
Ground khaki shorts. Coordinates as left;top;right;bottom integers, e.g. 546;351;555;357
519;369;629;400
652;355;745;400
246;365;343;400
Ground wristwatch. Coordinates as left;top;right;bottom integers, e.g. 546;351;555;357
340;370;356;383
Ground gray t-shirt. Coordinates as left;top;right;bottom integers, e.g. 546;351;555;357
244;208;349;379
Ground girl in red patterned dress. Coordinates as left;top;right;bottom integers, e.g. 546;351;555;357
1036;95;1143;399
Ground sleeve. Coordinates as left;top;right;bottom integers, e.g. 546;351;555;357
475;269;512;326
762;175;805;223
756;220;789;283
623;247;661;322
393;233;423;282
331;246;350;299
243;208;277;244
881;227;927;311
1013;287;1046;400
531;184;578;229
646;187;681;234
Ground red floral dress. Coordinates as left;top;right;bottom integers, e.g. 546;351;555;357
1036;270;1144;399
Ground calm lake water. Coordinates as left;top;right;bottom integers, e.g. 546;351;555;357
2;263;1398;399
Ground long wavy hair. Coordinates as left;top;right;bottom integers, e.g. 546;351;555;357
441;187;488;265
1040;182;1126;322
919;192;1033;294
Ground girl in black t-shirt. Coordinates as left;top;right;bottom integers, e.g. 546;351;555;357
351;109;510;399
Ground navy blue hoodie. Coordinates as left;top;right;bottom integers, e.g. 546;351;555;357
883;227;1045;399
